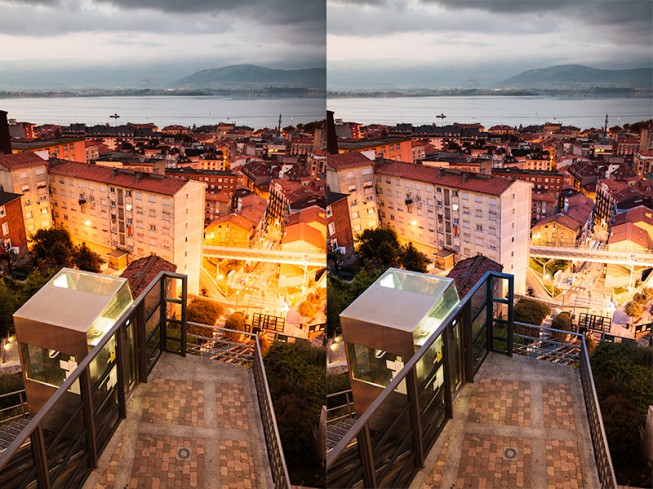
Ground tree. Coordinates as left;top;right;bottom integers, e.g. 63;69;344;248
0;280;18;336
224;312;246;342
297;300;318;319
355;226;401;268
187;297;224;326
73;242;105;273
550;311;573;342
514;298;551;326
623;301;642;318
400;242;431;272
30;226;75;267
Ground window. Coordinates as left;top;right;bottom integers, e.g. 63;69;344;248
352;211;360;219
21;185;29;192
0;206;4;217
149;224;157;232
326;206;332;217
20;172;27;179
1;223;8;236
328;223;335;236
348;185;357;193
476;224;483;232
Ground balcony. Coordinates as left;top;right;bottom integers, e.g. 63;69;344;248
0;271;290;489
326;271;617;489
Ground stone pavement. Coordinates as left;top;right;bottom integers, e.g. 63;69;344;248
83;353;273;489
412;353;601;489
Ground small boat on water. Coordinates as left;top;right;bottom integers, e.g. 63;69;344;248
436;113;446;119
110;113;120;119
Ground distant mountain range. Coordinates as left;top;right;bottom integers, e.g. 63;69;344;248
171;64;326;90
499;65;652;89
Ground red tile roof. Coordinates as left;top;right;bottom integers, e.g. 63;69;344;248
120;255;177;298
447;255;503;298
376;161;516;196
327;152;374;170
48;160;189;196
0;152;47;170
282;222;325;250
609;222;651;249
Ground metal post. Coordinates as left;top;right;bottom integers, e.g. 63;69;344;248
115;326;127;419
507;275;514;357
80;370;98;469
462;298;474;383
181;276;188;357
31;424;51;489
442;327;454;419
358;425;377;488
406;369;424;469
159;274;167;352
136;300;147;383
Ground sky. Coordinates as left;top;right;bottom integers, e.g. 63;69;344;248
0;0;326;89
327;0;653;89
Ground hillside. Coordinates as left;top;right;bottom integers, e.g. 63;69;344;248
171;64;326;89
500;65;652;89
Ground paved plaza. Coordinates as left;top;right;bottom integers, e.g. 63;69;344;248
83;353;273;489
412;353;601;489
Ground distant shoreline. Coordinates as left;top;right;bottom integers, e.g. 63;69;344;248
0;88;326;99
328;88;652;98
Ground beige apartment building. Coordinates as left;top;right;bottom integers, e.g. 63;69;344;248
48;160;205;294
0;152;52;233
375;162;531;294
326;152;379;234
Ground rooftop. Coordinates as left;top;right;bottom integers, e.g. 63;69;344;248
0;152;47;171
326;151;374;170
375;161;517;196
48;160;190;196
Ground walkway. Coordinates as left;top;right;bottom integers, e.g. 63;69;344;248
83;353;273;489
411;353;601;489
530;245;653;267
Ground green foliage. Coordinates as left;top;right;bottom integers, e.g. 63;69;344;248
591;342;653;486
327;268;385;337
30;226;74;267
187;297;224;326
0;269;57;336
30;227;104;272
355;226;401;267
514;298;551;326
74;242;105;272
264;342;326;486
326;371;351;395
298;300;318;318
224;311;246;342
623;300;642;318
550;312;573;342
401;242;431;272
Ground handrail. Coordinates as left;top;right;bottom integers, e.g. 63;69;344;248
326;270;511;468
512;322;617;488
186;321;291;489
0;389;28;422
0;270;183;473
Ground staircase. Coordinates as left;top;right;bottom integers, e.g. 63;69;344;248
0;417;30;451
326;416;358;451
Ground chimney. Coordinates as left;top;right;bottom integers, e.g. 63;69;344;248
0;110;12;155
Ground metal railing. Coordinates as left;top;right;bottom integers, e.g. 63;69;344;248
0;390;28;425
326;389;356;425
326;271;514;488
185;322;291;489
512;323;617;489
0;271;187;489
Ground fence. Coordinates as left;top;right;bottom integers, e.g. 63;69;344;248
0;390;28;425
326;271;514;488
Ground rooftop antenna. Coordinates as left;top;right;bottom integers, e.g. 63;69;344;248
604;114;609;136
278;114;282;137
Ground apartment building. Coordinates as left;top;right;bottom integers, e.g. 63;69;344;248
48;160;204;294
12;138;86;163
0;190;28;257
338;138;412;163
0;152;52;233
326;152;379;234
374;162;531;294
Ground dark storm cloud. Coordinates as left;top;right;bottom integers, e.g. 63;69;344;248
94;0;324;25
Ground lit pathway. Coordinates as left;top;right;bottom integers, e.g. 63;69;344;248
412;353;601;489
83;353;273;489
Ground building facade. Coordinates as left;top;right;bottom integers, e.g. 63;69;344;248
0;190;28;257
48;161;204;294
326;152;379;234
374;162;531;294
0;152;52;233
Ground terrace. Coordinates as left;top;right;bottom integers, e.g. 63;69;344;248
326;271;617;489
0;271;290;489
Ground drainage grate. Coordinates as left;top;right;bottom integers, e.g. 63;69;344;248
503;447;518;461
176;447;191;461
